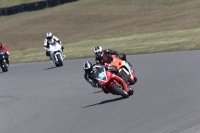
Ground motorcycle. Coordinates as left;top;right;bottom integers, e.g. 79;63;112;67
0;50;9;72
49;42;64;67
94;65;133;98
104;54;137;85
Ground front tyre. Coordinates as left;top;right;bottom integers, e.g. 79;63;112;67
55;63;59;67
2;62;8;72
56;54;63;67
111;83;129;98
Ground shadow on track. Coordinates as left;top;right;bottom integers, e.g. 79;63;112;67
82;97;125;108
93;90;103;94
44;66;57;70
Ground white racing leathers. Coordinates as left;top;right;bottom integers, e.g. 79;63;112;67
44;36;61;50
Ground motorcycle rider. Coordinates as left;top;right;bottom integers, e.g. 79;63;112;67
94;46;131;66
0;43;10;65
44;32;65;59
83;61;117;94
94;46;137;84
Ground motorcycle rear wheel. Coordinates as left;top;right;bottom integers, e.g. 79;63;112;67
120;70;135;85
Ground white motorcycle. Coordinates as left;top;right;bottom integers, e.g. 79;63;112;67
48;42;64;67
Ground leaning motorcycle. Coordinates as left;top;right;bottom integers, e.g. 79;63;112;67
104;54;137;85
0;50;9;72
94;65;133;98
49;42;64;67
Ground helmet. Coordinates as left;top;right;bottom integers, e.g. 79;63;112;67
46;32;53;40
83;61;93;73
0;43;2;50
94;46;103;58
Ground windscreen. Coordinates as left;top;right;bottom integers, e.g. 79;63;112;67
94;67;107;81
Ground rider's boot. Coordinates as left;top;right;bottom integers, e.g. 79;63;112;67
7;58;9;65
49;55;52;60
134;77;137;83
61;46;65;58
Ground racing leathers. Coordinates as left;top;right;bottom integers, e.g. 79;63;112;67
84;64;117;94
43;36;64;57
95;49;127;65
0;44;10;64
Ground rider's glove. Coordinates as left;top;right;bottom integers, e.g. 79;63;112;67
6;51;9;55
108;66;117;72
118;53;124;59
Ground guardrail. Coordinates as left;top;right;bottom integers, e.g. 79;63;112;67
0;0;77;16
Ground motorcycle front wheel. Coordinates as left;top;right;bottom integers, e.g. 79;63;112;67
2;62;8;72
111;83;129;98
56;54;63;67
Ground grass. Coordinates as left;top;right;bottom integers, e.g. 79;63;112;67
0;0;200;64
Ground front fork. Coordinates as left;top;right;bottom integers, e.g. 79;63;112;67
109;80;124;95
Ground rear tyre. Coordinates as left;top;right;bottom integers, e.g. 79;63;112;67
111;83;129;98
56;54;63;67
120;70;135;85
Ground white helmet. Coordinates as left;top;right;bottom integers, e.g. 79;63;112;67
46;32;53;40
94;46;103;58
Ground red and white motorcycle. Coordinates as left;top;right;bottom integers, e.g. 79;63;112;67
49;42;64;67
104;55;137;85
94;65;134;98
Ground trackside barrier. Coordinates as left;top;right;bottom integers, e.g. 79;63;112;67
0;0;77;16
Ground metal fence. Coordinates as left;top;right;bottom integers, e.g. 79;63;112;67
0;0;77;16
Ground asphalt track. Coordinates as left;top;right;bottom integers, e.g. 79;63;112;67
0;50;200;133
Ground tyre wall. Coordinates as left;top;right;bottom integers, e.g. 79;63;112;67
0;0;77;16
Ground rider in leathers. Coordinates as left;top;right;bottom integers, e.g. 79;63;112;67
94;46;130;66
0;43;10;65
44;32;64;59
94;46;137;84
83;61;117;94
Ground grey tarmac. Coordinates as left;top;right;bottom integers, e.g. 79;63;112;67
0;50;200;133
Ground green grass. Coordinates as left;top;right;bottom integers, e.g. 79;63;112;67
11;28;200;63
0;0;200;64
